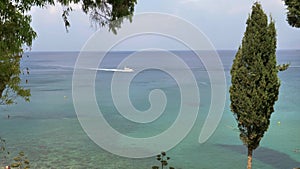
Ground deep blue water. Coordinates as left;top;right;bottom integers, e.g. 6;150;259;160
0;50;299;169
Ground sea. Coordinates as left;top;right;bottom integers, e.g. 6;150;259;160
0;50;299;169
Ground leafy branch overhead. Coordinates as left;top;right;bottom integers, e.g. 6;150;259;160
0;0;137;105
1;0;136;31
60;0;137;32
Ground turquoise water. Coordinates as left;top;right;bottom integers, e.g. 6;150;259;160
0;50;299;169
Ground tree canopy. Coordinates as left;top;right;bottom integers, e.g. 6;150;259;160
0;0;36;104
0;0;137;104
230;2;287;169
284;0;300;28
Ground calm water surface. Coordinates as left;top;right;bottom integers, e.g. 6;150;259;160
0;50;299;169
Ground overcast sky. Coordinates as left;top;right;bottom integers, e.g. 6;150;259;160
30;0;300;51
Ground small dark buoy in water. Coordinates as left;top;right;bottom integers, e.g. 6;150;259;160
7;115;10;119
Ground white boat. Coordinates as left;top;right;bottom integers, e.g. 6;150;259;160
122;67;134;72
85;66;134;73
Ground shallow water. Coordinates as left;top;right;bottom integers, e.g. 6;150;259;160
0;50;299;169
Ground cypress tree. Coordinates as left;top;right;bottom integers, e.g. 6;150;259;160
230;3;287;169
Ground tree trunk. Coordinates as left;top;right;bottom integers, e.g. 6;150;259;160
247;147;253;169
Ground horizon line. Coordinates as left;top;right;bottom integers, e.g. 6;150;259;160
25;49;300;53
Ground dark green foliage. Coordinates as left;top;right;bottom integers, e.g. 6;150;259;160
0;0;137;105
277;63;290;71
0;0;35;104
152;152;175;169
10;151;30;169
0;54;31;105
284;0;300;28
230;3;288;168
58;0;137;31
1;0;137;30
230;2;280;151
